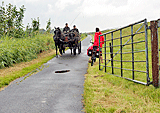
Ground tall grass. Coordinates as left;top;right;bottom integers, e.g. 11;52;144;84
0;33;55;69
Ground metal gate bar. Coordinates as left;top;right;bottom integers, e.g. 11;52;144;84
131;25;134;80
105;50;145;54
105;59;146;62
106;73;148;85
102;19;146;35
106;40;145;47
105;31;145;42
120;29;123;77
144;19;150;85
105;35;106;72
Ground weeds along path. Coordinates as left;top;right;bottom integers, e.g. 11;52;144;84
0;35;91;113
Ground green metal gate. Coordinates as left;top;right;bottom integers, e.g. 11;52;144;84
99;19;151;85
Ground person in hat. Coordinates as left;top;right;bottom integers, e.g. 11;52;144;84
63;23;70;33
71;25;79;33
89;27;104;63
93;28;104;48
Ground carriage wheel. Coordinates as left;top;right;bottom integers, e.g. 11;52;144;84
78;47;80;54
80;41;81;53
74;47;76;55
78;44;80;54
78;41;81;54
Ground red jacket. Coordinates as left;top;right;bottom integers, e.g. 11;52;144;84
93;32;104;48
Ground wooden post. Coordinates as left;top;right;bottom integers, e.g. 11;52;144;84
150;20;159;87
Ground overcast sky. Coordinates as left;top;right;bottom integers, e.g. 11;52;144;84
3;0;160;32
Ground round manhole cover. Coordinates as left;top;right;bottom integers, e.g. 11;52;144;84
55;70;70;73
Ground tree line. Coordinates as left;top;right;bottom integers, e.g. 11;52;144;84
0;1;52;38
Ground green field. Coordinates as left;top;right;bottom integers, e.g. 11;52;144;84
83;22;160;112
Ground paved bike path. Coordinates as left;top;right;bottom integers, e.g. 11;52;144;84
0;35;92;113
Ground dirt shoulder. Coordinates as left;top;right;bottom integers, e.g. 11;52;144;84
0;49;56;91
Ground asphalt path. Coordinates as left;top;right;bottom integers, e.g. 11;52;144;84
0;35;92;113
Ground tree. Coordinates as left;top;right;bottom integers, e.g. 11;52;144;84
13;5;26;38
0;1;6;36
0;1;25;38
46;18;51;33
25;23;32;37
32;17;40;32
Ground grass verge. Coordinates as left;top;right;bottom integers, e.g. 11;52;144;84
0;49;56;90
83;61;160;113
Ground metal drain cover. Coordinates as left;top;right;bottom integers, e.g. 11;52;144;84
55;70;70;73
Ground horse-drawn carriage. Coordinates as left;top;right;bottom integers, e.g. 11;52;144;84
53;27;81;57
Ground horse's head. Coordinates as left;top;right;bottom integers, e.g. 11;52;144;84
53;27;62;43
54;27;61;38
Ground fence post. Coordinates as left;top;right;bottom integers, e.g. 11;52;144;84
150;20;159;87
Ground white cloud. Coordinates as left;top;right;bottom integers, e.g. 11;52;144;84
5;0;39;4
24;0;39;3
47;4;54;14
76;0;126;16
77;0;160;18
55;0;82;10
5;0;21;4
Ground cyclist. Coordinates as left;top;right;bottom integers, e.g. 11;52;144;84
89;27;104;63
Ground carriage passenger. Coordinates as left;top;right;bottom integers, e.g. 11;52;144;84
71;25;79;33
63;23;70;33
